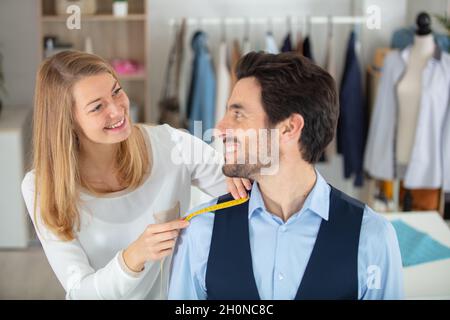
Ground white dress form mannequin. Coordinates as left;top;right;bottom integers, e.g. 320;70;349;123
396;34;435;167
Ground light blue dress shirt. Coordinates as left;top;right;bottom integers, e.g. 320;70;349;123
168;171;404;300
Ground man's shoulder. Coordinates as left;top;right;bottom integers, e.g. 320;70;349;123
360;205;399;253
180;198;219;242
362;206;394;235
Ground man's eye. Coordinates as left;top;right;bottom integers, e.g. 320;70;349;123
112;87;122;96
234;111;242;118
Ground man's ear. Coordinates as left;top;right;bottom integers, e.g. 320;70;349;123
279;113;304;143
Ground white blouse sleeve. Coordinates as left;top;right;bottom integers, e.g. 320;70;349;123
21;172;146;300
168;125;227;197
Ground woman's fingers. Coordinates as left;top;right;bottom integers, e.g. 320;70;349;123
226;177;241;199
156;239;177;251
148;219;189;234
233;177;248;198
242;178;252;190
153;229;179;242
157;248;174;260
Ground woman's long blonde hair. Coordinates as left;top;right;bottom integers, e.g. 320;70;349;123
33;50;149;241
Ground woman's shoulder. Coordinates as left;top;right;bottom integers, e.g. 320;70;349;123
21;169;36;194
139;123;197;150
139;123;189;138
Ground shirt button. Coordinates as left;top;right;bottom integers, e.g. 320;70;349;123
280;225;287;232
278;273;284;281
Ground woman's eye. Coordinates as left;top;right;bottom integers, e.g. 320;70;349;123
234;111;242;119
112;87;122;97
91;104;102;112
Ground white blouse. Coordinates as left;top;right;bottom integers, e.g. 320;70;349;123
21;124;227;299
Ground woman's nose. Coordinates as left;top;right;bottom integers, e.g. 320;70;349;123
107;102;122;118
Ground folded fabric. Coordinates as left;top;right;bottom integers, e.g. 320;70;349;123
391;219;450;267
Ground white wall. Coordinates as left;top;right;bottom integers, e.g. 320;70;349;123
0;0;40;108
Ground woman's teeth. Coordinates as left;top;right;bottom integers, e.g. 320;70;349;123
105;118;124;129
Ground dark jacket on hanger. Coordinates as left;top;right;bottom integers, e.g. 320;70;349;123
302;36;315;62
337;31;367;187
281;33;293;52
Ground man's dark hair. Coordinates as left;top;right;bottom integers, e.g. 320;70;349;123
236;51;339;163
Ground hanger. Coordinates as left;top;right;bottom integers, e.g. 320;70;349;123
267;17;274;34
297;15;302;36
286;15;292;35
244;17;250;42
327;15;333;38
305;14;311;37
220;17;226;42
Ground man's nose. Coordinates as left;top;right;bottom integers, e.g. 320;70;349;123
215;117;228;139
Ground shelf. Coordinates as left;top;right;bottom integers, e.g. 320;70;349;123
42;14;146;22
39;0;150;122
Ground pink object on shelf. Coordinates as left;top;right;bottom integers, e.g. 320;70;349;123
111;59;145;75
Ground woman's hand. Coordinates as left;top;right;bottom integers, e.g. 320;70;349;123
123;219;189;272
226;177;252;199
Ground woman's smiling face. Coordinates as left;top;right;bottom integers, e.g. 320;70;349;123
73;72;132;145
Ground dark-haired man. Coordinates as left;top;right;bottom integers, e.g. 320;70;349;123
168;52;403;300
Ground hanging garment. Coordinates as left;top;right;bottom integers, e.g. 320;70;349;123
323;31;337;160
187;31;216;135
399;183;441;211
265;32;279;54
215;41;231;125
158;20;186;128
281;33;293;52
230;39;242;88
302;36;315;62
337;31;367;187
445;194;450;219
295;31;303;55
364;46;450;192
391;27;450;52
302;34;323;163
324;33;336;80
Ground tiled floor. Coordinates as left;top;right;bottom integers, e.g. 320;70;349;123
0;245;64;299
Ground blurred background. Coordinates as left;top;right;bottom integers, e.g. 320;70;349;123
0;0;449;299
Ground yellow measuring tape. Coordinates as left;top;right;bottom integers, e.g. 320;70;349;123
160;197;250;297
184;197;249;221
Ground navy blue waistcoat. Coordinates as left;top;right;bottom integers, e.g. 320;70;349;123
205;186;364;300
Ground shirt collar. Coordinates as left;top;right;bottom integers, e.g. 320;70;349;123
248;169;330;221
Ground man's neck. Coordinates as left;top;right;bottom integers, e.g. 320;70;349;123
256;160;317;223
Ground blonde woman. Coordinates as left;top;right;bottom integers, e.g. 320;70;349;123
21;50;250;299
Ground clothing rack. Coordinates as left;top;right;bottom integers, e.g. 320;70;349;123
168;15;368;27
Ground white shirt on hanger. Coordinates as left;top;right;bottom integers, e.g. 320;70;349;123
215;41;231;124
265;32;279;54
364;46;450;191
